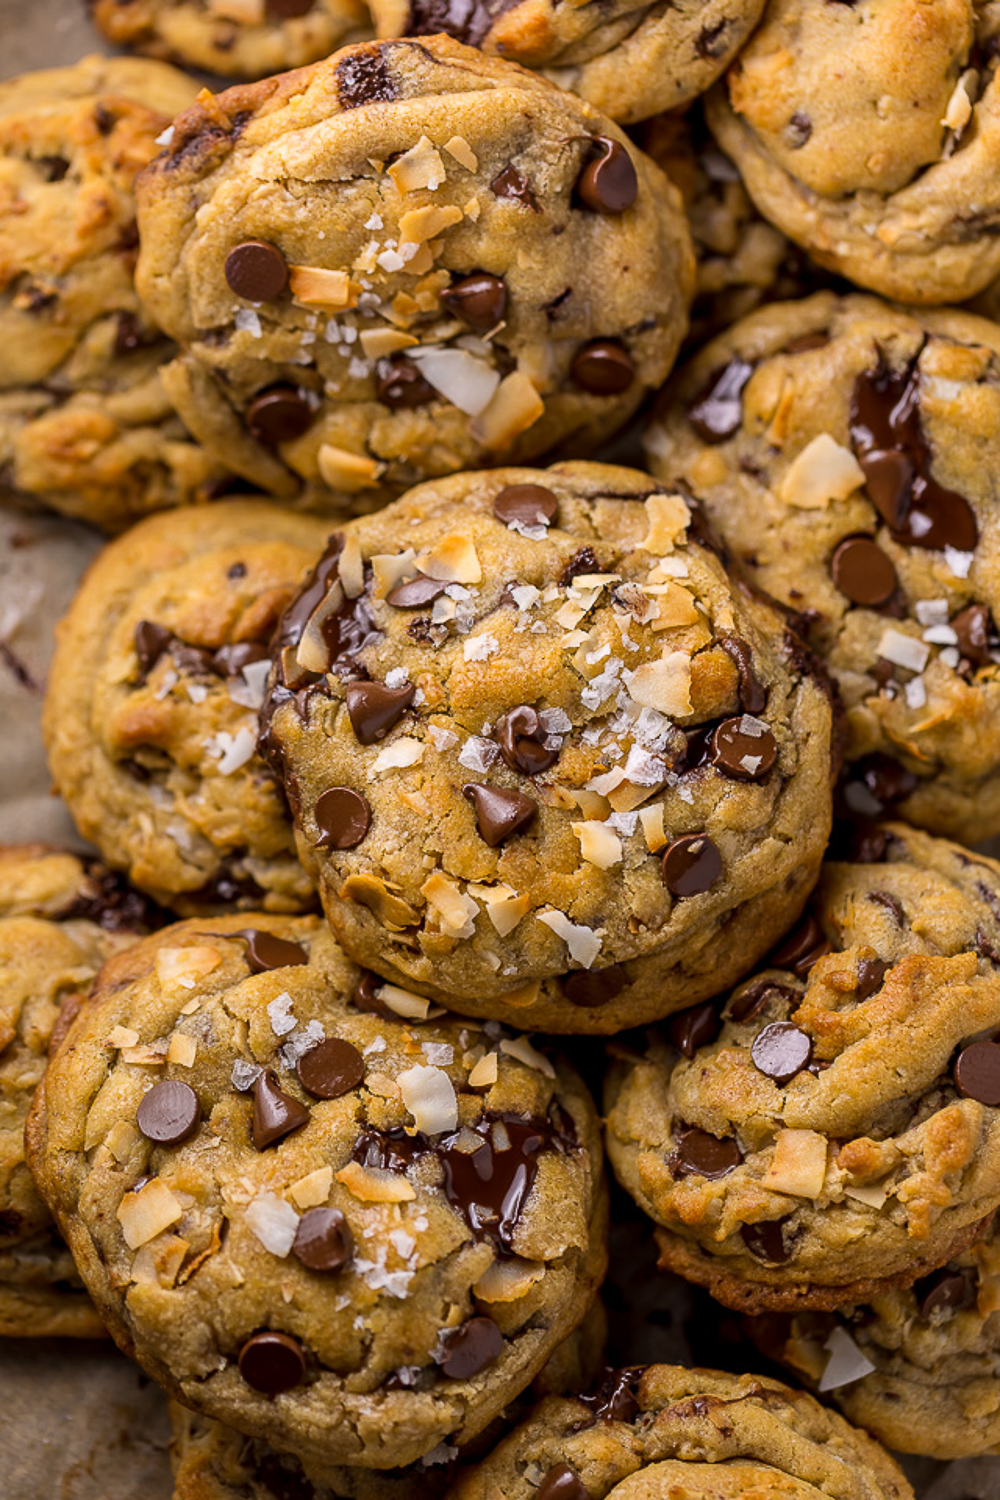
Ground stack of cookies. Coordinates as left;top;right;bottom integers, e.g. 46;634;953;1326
4;1;1000;1495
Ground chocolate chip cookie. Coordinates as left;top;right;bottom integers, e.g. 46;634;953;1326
705;0;1000;303
134;37;694;504
446;1364;913;1500
88;0;371;81
44;501;327;916
606;822;1000;1313
259;461;835;1032
749;1214;1000;1460
368;0;765;126
646;293;1000;845
0;55;225;530
0;842;160;1338
26;915;607;1468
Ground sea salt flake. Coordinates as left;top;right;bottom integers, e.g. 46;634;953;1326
458;736;499;772
463;634;499;662
231;1059;262;1092
944;547;974;578
266;992;296;1037
234;308;262;337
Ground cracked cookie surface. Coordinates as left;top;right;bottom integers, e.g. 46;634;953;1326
26;914;606;1469
606;823;1000;1312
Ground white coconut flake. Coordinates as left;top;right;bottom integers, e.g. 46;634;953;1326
944;547;974;579
818;1327;877;1392
398;1064;458;1135
923;624;959;646
371;738;424;774
245;1193;298;1258
458;736;500;772
234;308;262;337
406;347;500;415
266;991;296;1037
231;1059;262;1092
228;659;272;710
155;125;175;147
537;909;602;968
904;677;927;709
499;1035;555;1078
915;599;949;627
877;629;930;674
206;726;257;775
511;585;541;611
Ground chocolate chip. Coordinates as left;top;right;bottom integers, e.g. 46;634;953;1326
571;340;635;395
562;965;627;1008
868;890;904;926
296;1037;365;1100
437;1316;503;1379
345;681;415;745
238;1331;306;1394
719;635;767;714
848;822;890;863
786;111;812;147
495;705;558;776
377;356;436;409
843;753;918;817
211;642;269;677
751;1021;813;1084
952;604;996;666
440;273;506;333
337;48;396;109
688;359;753;443
225;240;288;302
314;787;371;849
462;783;537;846
575;137;638;213
741;1218;792;1264
251;1069;310;1149
727;979;798;1024
667;1001;721;1058
246;386;315;446
493;484;558;529
386;574;447;608
855;957;889;1001
576;1366;643;1423
830;536;898;606
536;1465;589;1500
351;971;397;1021
490;165;538;210
670;1127;742;1180
291;1207;353;1273
662;834;721;897
954;1040;1000;1106
768;914;831;976
134;620;172;676
560;547;600;584
136;1080;200;1145
266;0;315;15
914;1267;975;1320
230;929;309;974
710;717;777;782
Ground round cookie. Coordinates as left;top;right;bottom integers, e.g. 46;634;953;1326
605;823;1000;1313
88;0;371;81
134;37;694;503
748;1215;1000;1460
259;461;835;1032
44;501;328;916
0;842;161;1338
705;0;1000;304
26;915;607;1469
645;293;1000;844
368;0;766;126
446;1364;913;1500
0;55;224;530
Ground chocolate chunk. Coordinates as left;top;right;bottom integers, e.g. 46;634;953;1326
954;1039;1000;1106
351;971;398;1021
386;574;446;608
493;484;558;529
727;979;798;1024
441;273;507;333
246;386;315;446
952;603;996;666
36;154;69;182
136;1080;200;1145
563;965;627;1008
377;356;436;409
719;635;767;714
830;536;898;606
847;822;890;864
296;1037;365;1099
238;1331;306;1394
251;1069;309;1149
914;1267;975;1320
230;929;309;974
855;957;889;1001
576;1366;643;1423
437;1316;503;1379
576;137;638;213
337;49;396;109
345;680;415;745
536;1464;589;1500
662;834;721;897
314;787;371;849
688;359;753;443
292;1207;353;1273
711;717;777;782
571;340;635;395
751;1021;813;1084
768;913;831;976
211;642;269;677
224;240;288;302
842;753;918;817
490;164;539;210
741;1218;793;1264
560;547;600;584
868;890;904;926
495;705;559;776
134;620;172;676
667;1001;721;1058
670;1127;742;1180
266;0;315;15
462;783;537;846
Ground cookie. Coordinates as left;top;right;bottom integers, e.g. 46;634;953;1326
0;842;161;1338
705;0;1000;304
259;461;835;1032
43;501;329;916
748;1215;1000;1460
26;914;607;1468
134;37;694;504
88;0;371;82
368;0;766;126
0;55;225;530
645;293;1000;845
606;822;1000;1314
446;1364;913;1500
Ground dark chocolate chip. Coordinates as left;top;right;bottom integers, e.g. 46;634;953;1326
570;340;635;395
251;1069;310;1149
830;536;898;606
560;547;600;584
536;1464;589;1500
212;642;269;677
230;929;309;974
719;635;767;714
768;914;831;976
246;386;315;446
291;1207;353;1273
462;783;537;846
954;1040;1000;1106
914;1267;975;1320
225;240;288;302
345;680;415;745
842;753;917;817
238;1331;306;1393
440;273;506;333
351;971;397;1021
855;957;890;1001
662;834;721;897
296;1037;365;1100
786;111;812;147
576;137;638;214
377;356;436;409
710;717;777;782
136;1080;201;1145
667;1001;721;1059
490;165;539;210
386;574;447;608
314;787;371;849
562;965;627;1008
868;890;905;925
670;1127;742;1180
575;1366;643;1423
952;604;996;666
134;620;173;676
727;979;798;1024
848;822;890;863
495;705;558;776
493;484;558;529
266;0;315;15
688;359;753;443
741;1218;793;1264
751;1021;813;1084
337;49;396;109
437;1316;503;1379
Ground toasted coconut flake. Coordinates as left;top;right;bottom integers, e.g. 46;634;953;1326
422;872;479;937
371;738;424;774
167;1033;197;1068
572;820;622;871
359;327;419;360
638;803;667;853
117;1179;184;1250
155;946;221;992
470;370;544;448
778;433;865;510
500;980;540;1010
416;533;482;584
499;1036;555;1078
843;1181;889;1209
538;909;601;967
473;1257;545;1302
467;1052;499;1088
289;265;359;309
627;652;692;717
372;549;417;597
106;1025;140;1050
399;204;463;244
444;135;479;171
640;493;690;553
338;875;420;930
651;581;700;630
763;1129;828;1199
106;1120;138;1163
399;1064;458;1135
378;983;435;1020
337;1160;415;1203
317;445;386;493
388;135;447;192
289;1166;334;1210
